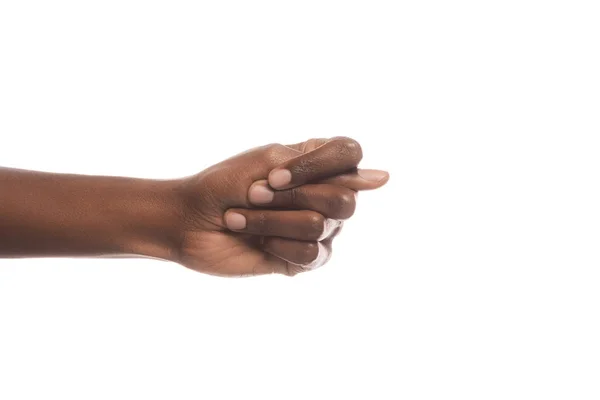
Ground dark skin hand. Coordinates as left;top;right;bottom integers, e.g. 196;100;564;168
0;137;389;277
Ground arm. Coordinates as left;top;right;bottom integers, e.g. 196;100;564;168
0;137;389;276
0;167;182;260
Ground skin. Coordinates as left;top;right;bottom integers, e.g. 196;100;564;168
0;137;389;277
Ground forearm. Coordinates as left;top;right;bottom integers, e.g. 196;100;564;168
0;167;183;260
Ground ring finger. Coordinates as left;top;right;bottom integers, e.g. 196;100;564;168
224;209;340;241
248;181;357;220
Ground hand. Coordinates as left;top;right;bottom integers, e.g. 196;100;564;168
174;137;389;277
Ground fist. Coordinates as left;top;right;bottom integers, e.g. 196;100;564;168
173;137;389;277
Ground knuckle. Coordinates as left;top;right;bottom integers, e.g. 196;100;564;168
286;187;299;206
307;212;326;240
262;143;287;162
332;137;363;164
252;212;270;235
297;242;319;264
328;190;357;219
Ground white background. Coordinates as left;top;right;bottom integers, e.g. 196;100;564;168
1;1;599;399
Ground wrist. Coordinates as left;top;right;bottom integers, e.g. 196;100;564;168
120;178;186;263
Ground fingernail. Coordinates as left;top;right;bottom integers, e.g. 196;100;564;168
249;184;275;204
269;169;292;189
358;169;388;182
225;212;246;230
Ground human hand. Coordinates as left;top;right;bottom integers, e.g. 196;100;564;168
173;137;389;277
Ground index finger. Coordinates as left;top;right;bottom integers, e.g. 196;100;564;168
268;137;363;190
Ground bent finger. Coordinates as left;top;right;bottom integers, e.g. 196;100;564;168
248;181;357;219
268;137;363;190
263;237;331;275
224;209;340;241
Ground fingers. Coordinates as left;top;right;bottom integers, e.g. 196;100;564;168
247;168;389;218
318;168;390;191
224;209;340;241
263;223;343;276
248;181;357;219
262;237;328;269
268;137;363;190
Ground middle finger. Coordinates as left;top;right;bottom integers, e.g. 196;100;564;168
248;181;357;220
